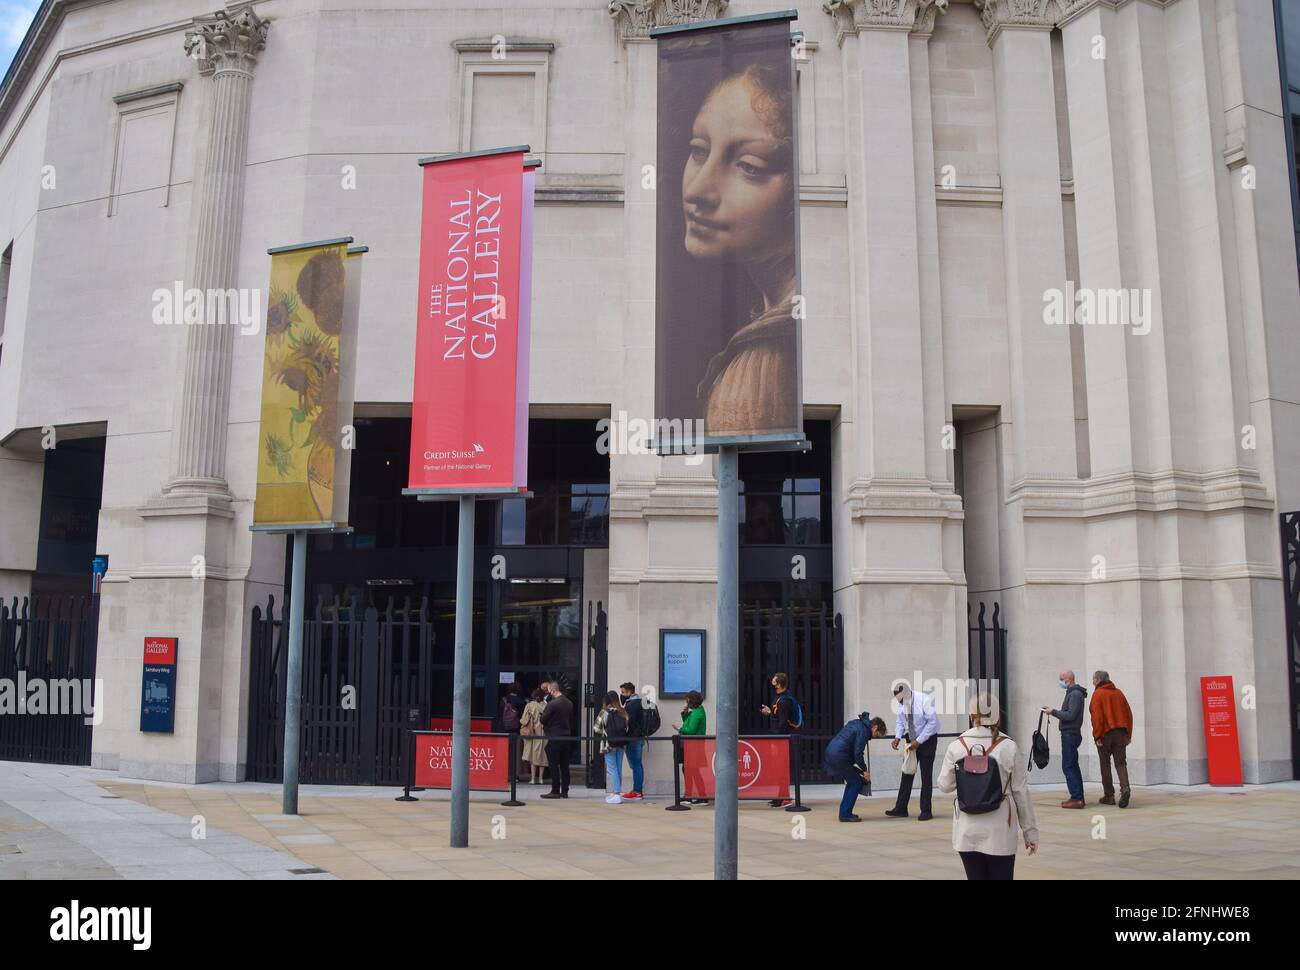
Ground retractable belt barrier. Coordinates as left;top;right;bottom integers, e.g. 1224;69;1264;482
394;729;961;810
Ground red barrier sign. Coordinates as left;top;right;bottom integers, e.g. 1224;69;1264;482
413;733;512;792
1199;676;1243;786
410;149;530;492
680;737;791;800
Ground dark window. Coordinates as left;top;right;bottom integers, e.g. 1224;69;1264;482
738;420;831;546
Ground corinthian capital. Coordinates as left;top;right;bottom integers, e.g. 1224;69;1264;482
184;3;269;77
975;0;1058;45
608;0;730;42
822;0;948;46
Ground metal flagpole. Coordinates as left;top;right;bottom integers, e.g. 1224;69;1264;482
715;446;739;879
282;528;307;815
450;494;475;848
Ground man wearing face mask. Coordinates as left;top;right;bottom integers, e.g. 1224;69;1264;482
1042;669;1088;808
885;682;940;821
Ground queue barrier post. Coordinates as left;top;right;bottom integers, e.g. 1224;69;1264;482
666;734;690;811
785;735;810;812
395;728;417;802
501;732;524;807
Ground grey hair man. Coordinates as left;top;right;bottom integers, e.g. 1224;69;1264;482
1042;668;1088;808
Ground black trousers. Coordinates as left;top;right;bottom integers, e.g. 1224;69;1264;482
546;740;571;793
959;851;1016;881
893;736;938;815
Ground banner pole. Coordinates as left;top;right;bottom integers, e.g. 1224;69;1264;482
715;446;739;880
450;495;475;848
282;529;307;815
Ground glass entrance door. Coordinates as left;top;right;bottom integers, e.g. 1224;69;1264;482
494;578;583;707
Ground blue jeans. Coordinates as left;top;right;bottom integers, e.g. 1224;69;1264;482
604;749;624;794
1061;731;1084;801
838;772;864;819
624;739;644;793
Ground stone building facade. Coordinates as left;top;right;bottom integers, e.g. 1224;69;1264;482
0;0;1297;788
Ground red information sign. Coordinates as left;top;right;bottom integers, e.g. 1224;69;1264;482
1199;676;1243;786
410;149;530;492
413;732;512;792
680;737;791;800
142;637;177;665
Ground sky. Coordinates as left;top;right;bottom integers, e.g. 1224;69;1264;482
0;2;38;83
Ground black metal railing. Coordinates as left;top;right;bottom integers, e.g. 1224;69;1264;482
0;596;99;766
968;601;1009;733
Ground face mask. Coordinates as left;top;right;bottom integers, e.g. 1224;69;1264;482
1059;680;1069;690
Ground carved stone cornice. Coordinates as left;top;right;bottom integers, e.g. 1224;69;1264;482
183;3;269;77
975;0;1058;44
822;0;948;47
608;0;730;43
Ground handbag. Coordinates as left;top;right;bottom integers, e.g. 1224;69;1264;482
1028;711;1051;771
900;740;918;776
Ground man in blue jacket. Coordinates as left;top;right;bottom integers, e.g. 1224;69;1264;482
1042;669;1088;808
824;712;889;822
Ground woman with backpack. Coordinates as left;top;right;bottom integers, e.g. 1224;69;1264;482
594;691;630;804
937;693;1039;880
500;682;526;781
519;688;548;785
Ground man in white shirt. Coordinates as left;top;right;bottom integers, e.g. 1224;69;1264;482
885;682;940;821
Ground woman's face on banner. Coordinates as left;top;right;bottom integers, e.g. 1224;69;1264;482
682;75;792;264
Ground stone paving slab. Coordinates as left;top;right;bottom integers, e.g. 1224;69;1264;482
0;761;335;880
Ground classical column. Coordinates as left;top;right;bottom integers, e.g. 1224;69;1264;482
824;0;963;746
166;3;269;495
978;0;1078;485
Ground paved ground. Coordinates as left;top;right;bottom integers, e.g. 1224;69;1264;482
2;762;1289;880
0;762;333;880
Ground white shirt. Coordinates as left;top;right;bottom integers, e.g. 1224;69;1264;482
894;690;940;744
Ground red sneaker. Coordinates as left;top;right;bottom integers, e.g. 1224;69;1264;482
621;791;643;800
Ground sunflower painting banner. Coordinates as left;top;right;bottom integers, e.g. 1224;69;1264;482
253;237;359;529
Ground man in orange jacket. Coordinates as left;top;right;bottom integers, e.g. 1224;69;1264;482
1089;671;1134;808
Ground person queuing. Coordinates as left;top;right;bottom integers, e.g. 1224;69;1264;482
594;691;631;804
823;712;888;822
676;691;708;805
759;672;802;807
499;681;526;781
1042;669;1088;808
539;682;575;799
886;681;940;820
618;682;659;801
938;693;1039;881
519;688;548;785
1089;670;1134;808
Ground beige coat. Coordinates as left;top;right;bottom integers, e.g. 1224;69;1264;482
937;727;1039;857
519;700;547;766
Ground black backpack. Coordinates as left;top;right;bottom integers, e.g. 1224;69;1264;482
954;736;1011;815
639;700;662;737
1028;711;1050;771
500;695;520;731
605;709;629;747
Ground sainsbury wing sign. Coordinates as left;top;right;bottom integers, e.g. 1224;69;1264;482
409;147;533;493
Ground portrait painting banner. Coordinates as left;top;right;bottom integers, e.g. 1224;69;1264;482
409;147;531;493
654;12;803;448
254;237;357;528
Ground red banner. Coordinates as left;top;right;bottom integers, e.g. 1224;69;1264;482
1199;676;1243;786
680;737;791;800
410;149;529;492
413;732;512;792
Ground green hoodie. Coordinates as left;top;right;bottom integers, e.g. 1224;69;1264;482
679;705;706;736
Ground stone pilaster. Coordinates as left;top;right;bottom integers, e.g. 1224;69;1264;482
607;0;729;42
166;3;268;496
824;0;965;732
